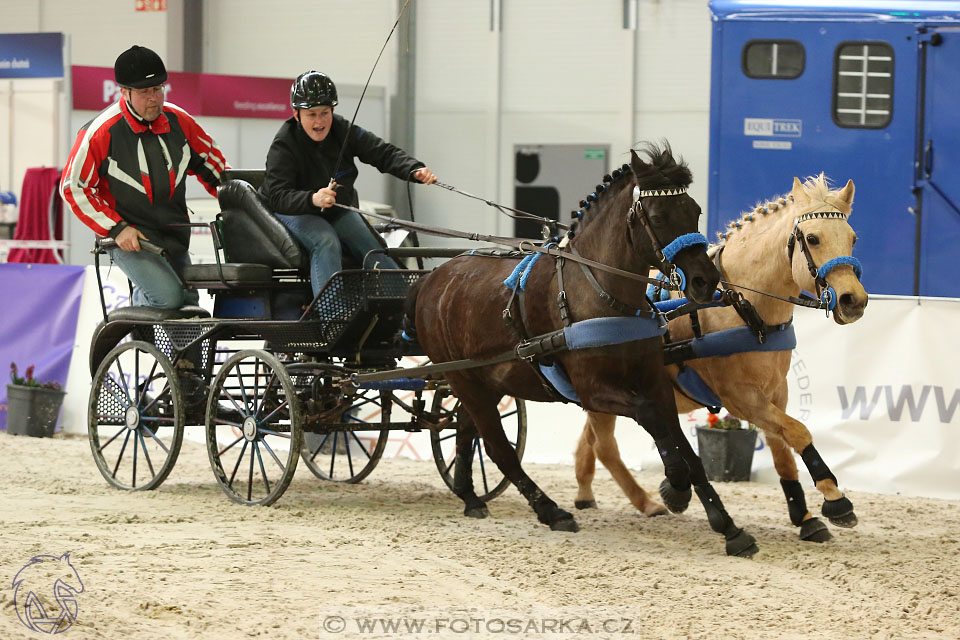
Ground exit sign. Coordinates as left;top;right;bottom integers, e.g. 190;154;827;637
136;0;166;11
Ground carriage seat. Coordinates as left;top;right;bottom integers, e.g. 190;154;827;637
216;178;306;270
181;177;308;288
105;305;211;323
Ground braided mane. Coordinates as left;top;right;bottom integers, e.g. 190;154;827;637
714;173;848;246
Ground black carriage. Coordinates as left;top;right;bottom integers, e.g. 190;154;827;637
87;173;526;506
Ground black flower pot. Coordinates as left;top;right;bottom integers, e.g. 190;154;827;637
5;384;66;438
695;426;757;482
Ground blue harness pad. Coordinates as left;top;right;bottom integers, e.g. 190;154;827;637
673;323;796;412
676;368;722;412
564;315;666;350
688;324;796;359
539;362;580;403
652;292;725;314
536;315;666;405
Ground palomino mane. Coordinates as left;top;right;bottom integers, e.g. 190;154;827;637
567;141;691;238
714;174;849;247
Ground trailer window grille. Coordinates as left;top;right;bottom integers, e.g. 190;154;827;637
742;40;804;79
833;42;894;128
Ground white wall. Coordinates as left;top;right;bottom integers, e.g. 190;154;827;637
4;0;715;253
202;0;400;103
412;0;713;242
3;0;169;66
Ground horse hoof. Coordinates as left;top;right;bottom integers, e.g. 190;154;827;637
822;496;858;528
829;511;858;528
574;500;597;510
464;505;489;519
799;517;833;543
725;529;759;558
658;478;692;513
550;516;580;533
644;504;670;517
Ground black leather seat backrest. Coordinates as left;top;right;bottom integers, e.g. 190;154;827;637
222;169;265;190
218;179;306;270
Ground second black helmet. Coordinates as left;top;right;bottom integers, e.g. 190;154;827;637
291;70;338;109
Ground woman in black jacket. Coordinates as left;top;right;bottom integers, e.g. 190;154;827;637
259;70;436;296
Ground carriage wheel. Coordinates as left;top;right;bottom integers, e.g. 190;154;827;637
299;386;390;483
205;350;303;506
88;340;184;491
430;391;527;502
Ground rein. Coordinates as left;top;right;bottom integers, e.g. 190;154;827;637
336;201;682;290
432;180;570;235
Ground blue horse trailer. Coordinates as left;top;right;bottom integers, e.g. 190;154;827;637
708;1;960;297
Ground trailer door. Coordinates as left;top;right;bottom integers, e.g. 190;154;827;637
708;20;919;295
918;28;960;297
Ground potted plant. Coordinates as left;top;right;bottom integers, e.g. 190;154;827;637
6;363;66;438
695;412;757;482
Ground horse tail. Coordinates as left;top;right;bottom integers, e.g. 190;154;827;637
400;276;425;346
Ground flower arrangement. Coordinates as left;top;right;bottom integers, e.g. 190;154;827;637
9;362;62;391
704;412;753;430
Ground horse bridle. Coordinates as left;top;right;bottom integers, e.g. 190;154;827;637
786;210;863;312
628;185;708;290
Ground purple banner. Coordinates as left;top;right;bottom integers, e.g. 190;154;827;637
0;264;85;431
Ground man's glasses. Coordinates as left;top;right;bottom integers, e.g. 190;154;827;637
130;84;165;97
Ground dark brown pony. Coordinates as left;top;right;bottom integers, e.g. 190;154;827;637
409;143;759;556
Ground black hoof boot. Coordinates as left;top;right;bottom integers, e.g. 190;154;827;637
725;528;759;558
550;514;580;532
823;496;858;528
464;504;489;519
799;517;832;542
574;499;598;510
659;478;692;513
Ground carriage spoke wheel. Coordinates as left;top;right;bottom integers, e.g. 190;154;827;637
88;340;184;491
430;391;527;502
205;350;302;506
300;387;390;483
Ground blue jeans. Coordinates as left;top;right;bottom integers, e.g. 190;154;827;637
108;247;199;309
275;208;399;296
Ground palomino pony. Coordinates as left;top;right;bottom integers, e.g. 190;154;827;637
574;175;868;542
409;143;761;556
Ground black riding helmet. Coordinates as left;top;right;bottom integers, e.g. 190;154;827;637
291;70;338;109
114;45;167;89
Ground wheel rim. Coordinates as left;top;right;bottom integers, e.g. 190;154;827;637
430;392;527;502
205;350;302;506
88;340;184;491
300;386;389;483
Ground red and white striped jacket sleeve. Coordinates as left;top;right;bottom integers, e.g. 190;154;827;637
59;105;125;237
167;104;228;196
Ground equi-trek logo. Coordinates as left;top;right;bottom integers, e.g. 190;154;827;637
743;118;803;137
838;385;960;423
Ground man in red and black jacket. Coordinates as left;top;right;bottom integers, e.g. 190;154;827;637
60;45;228;309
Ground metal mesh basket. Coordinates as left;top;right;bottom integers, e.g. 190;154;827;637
305;269;426;322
